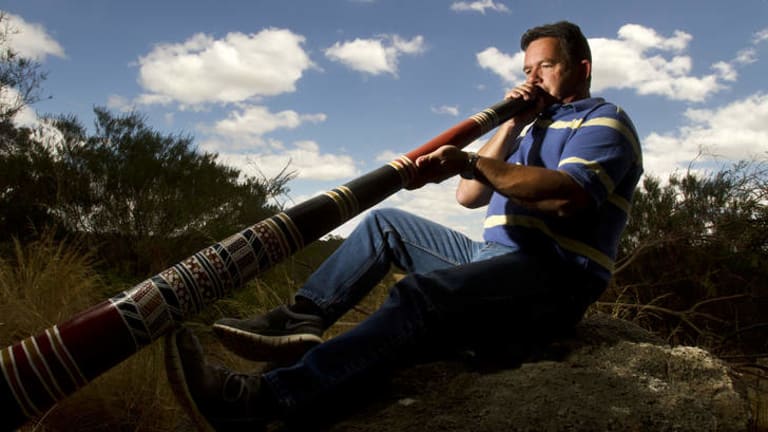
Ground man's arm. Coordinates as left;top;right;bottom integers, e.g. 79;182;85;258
470;154;592;217
416;143;592;217
454;121;519;208
415;84;592;217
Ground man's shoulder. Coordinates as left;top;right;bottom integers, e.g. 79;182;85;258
575;98;639;134
572;98;621;116
584;99;636;122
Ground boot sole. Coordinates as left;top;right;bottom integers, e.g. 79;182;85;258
213;323;323;363
163;328;217;432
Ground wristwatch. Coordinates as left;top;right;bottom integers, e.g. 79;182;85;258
460;152;480;179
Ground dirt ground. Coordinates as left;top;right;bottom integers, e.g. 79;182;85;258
233;314;751;432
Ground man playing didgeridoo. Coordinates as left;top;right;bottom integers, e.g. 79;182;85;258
166;20;643;430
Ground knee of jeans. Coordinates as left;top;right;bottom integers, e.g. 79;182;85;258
366;207;407;227
391;273;451;316
365;208;410;243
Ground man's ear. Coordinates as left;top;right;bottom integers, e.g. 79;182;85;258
580;59;592;82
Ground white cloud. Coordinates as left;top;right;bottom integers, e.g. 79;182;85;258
476;46;525;85
754;28;768;44
212;105;326;144
324;34;425;76
4;13;65;61
735;48;757;65
643;93;768;178
196;104;353;181
711;62;737;82
375;150;400;163
589;25;724;102
136;29;313;106
477;24;740;102
214;140;359;182
450;0;510;14
432;105;460;116
107;94;134;112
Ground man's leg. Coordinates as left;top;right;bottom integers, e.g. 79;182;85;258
261;250;605;419
214;208;484;360
171;249;604;429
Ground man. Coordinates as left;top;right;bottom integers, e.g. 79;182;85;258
166;21;642;430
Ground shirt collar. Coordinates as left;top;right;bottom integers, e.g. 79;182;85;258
544;97;606;117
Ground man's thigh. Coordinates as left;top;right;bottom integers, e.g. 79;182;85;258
411;251;593;342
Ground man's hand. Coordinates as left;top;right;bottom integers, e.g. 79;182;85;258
503;83;554;129
406;145;471;190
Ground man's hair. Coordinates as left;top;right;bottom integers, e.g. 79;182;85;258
520;21;592;67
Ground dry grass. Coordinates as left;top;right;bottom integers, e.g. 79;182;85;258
0;231;103;343
25;341;184;432
0;231;184;431
0;231;390;430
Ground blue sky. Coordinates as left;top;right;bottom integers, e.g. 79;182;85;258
3;0;768;239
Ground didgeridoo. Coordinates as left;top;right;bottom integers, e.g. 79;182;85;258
0;96;533;430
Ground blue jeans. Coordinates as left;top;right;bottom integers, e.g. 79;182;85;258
262;208;604;415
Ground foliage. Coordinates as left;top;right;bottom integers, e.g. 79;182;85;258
601;162;768;355
48;109;286;240
0;108;294;273
0;119;61;239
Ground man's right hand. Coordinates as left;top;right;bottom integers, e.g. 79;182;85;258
503;84;552;128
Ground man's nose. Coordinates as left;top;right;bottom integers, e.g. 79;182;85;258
526;69;541;84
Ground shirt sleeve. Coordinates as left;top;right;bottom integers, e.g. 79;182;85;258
557;105;642;207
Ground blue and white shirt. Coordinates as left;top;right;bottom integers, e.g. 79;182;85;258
483;97;643;282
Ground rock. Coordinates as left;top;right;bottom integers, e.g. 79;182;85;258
318;314;751;432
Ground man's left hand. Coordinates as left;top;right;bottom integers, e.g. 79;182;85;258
407;146;471;190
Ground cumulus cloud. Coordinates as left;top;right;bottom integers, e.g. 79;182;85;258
136;28;313;106
733;28;768;66
450;0;509;14
324;34;425;76
3;13;66;61
589;24;724;101
212;105;326;145
754;28;768;44
196;104;356;181
643;93;768;178
431;105;460;116
375;149;400;163
214;140;359;182
476;46;525;85
477;23;755;102
106;94;135;112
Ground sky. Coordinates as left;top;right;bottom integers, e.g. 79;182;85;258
3;0;768;240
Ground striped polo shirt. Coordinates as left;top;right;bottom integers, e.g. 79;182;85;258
483;97;643;282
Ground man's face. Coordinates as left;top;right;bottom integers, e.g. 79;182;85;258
522;37;585;103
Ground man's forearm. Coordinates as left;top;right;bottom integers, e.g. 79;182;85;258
473;156;591;216
456;122;522;208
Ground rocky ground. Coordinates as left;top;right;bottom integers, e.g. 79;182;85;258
176;314;753;431
286;314;752;432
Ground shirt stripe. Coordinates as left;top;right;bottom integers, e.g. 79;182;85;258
558;157;615;193
484;214;615;272
581;117;642;164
